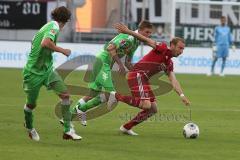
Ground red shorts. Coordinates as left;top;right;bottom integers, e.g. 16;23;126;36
127;71;156;102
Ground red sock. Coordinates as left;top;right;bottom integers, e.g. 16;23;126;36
115;93;140;107
123;109;155;130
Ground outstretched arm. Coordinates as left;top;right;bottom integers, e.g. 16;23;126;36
168;71;190;106
114;23;157;49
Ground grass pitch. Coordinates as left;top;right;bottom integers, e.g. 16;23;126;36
0;68;239;160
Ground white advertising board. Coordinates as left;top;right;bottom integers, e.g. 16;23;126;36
0;41;239;75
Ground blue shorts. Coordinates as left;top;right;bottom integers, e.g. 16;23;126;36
216;45;229;58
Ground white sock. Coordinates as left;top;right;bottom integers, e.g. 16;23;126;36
78;98;86;105
76;98;86;113
61;99;70;106
24;105;32;112
99;93;106;102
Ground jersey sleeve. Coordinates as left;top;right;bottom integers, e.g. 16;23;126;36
43;23;59;41
110;34;134;52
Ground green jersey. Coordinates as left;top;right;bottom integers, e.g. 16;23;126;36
97;33;140;64
24;21;60;75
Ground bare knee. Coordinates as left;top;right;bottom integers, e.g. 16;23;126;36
83;96;92;102
139;100;151;110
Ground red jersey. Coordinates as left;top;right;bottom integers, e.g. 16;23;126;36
132;43;174;78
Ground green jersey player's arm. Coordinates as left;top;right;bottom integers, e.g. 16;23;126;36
124;42;136;70
109;54;133;70
41;28;70;57
107;43;126;74
124;55;134;70
109;34;135;71
41;38;70;56
114;23;157;49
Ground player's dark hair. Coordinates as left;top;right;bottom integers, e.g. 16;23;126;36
138;20;153;30
51;6;71;23
170;37;185;46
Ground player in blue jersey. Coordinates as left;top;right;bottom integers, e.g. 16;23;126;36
209;16;234;76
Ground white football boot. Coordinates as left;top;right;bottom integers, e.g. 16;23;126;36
206;71;213;76
28;128;40;141
63;128;82;140
219;72;225;77
120;125;138;136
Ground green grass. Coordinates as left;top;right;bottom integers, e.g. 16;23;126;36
0;68;240;160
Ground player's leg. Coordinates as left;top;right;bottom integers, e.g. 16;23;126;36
72;57;105;125
211;56;218;74
47;71;81;140
211;45;223;75
77;73;114;112
77;89;106;112
110;93;150;109
71;89;101;126
220;57;227;76
22;71;42;141
77;61;112;112
23;88;39;129
220;47;228;76
74;90;107;126
23;87;41;141
120;102;158;135
74;56;103;112
108;72;151;110
125;102;158;129
74;89;100;113
73;65;114;126
117;72;157;135
74;96;92;111
74;86;100;114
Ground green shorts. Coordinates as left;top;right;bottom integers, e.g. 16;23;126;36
88;57;115;92
23;70;67;105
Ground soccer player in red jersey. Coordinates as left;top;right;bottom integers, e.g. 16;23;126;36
107;23;191;135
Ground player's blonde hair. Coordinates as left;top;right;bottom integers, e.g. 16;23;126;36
138;20;153;30
170;37;185;46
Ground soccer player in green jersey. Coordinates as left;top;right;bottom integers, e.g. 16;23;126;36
72;21;153;126
23;6;81;141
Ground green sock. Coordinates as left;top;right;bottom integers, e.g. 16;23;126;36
79;96;102;112
61;104;72;133
24;109;33;129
